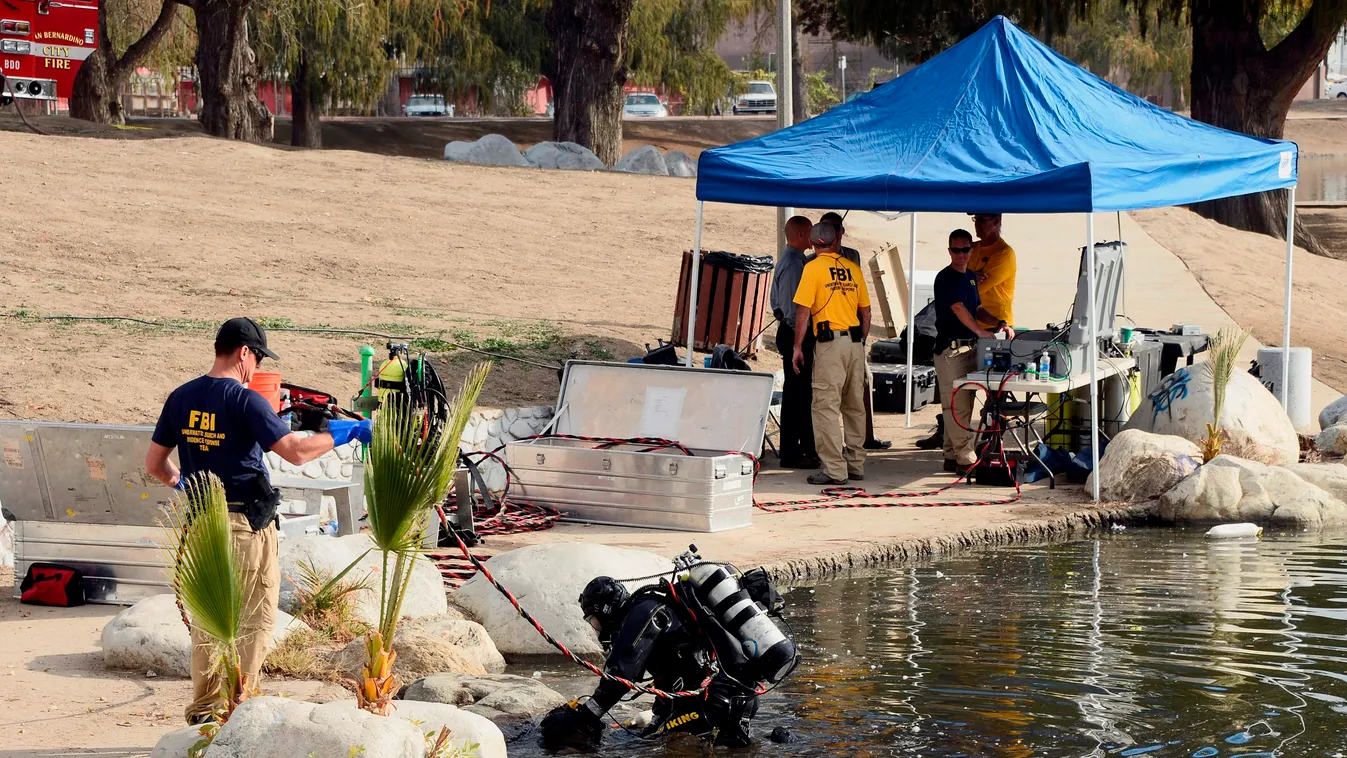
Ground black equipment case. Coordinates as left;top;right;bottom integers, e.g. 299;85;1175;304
870;364;937;413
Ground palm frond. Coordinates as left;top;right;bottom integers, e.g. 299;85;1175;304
364;362;489;639
162;472;243;648
1201;326;1250;463
1208;327;1251;429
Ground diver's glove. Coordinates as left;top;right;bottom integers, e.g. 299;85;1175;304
328;419;373;446
540;699;604;752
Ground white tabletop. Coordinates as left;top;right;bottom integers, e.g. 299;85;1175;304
954;356;1136;395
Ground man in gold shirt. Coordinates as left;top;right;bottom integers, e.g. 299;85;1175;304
792;223;872;487
969;213;1016;329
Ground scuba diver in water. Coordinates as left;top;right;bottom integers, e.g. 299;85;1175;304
540;547;800;752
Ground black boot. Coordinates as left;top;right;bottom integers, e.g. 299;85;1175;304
916;415;944;450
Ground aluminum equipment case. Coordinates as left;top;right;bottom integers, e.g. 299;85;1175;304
1;420;362;604
503;361;774;532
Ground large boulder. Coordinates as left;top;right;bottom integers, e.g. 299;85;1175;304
278;534;447;627
1084;429;1201;502
1157;455;1347;528
334;628;487;682
442;134;530;168
200;697;425;758
1316;425;1347;456
1283;462;1347;503
611;145;669;176
401;613;506;674
524;141;605;171
1320;395;1347;430
403;673;567;720
390;700;508;758
102;594;308;678
1125;365;1299;465
453;543;673;656
664;150;697;177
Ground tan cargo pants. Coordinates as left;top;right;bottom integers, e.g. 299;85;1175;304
811;336;867;481
934;344;980;466
184;513;279;723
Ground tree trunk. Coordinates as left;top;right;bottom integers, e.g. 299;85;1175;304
546;0;634;166
290;51;322;148
193;0;272;141
70;18;123;125
1187;0;1344;255
791;14;808;122
71;0;177;125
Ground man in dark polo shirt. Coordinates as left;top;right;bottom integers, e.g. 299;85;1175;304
144;317;371;723
933;230;1010;474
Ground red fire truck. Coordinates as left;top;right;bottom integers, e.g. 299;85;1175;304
0;0;99;105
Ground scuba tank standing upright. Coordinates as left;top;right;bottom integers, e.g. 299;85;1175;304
673;546;798;685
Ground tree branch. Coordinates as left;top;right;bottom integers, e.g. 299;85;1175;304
113;0;180;78
1266;0;1347;87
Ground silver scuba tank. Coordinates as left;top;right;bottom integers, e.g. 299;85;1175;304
685;561;797;684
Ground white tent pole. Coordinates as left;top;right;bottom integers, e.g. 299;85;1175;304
686;201;705;368
1116;211;1124;318
1281;186;1295;407
905;213;918;428
1087;213;1099;502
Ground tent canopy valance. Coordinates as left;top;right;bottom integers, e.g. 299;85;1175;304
695;16;1297;213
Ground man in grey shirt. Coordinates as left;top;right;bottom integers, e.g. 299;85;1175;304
821;212;891;451
770;215;819;469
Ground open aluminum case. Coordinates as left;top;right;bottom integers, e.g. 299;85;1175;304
0;420;353;604
503;361;773;532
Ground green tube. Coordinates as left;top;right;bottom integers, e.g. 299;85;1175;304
360;345;376;397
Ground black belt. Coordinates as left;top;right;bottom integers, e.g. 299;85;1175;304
818;329;857;340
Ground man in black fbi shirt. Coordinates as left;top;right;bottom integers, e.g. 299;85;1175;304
144;317;372;723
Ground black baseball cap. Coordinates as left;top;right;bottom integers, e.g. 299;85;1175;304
215;317;279;361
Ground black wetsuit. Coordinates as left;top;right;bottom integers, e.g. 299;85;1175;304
591;592;759;747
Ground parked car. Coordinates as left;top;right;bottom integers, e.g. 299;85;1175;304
623;93;668;118
1329;79;1347;99
732;81;777;115
403;94;452;117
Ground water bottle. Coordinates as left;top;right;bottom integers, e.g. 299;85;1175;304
982;346;993;370
1038;351;1052;378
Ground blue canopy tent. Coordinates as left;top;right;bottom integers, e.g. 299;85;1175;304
689;16;1299;501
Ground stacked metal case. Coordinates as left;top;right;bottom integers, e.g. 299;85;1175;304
503;361;774;532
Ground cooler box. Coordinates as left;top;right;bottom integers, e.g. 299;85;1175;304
503;361;773;532
870;364;937;413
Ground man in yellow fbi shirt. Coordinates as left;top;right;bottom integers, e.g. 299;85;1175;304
791;222;872;487
969;213;1016;329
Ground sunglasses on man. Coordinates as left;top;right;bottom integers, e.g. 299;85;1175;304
949;245;973;253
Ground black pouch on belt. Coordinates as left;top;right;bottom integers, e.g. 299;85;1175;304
816;321;834;342
848;325;864;342
231;472;283;532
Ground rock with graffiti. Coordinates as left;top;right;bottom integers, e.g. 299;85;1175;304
1125;365;1299;465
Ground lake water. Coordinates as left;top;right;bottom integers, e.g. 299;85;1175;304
509;530;1347;757
1296;156;1347;202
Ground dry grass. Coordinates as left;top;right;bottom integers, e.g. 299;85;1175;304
262;628;345;683
288;559;371;644
1222;437;1295;466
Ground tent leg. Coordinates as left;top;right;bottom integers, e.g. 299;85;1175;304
905;213;918;429
1116;211;1124;318
686;202;704;368
1087;214;1099;503
1281;186;1295;408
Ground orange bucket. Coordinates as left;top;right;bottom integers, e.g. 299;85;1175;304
247;371;283;413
